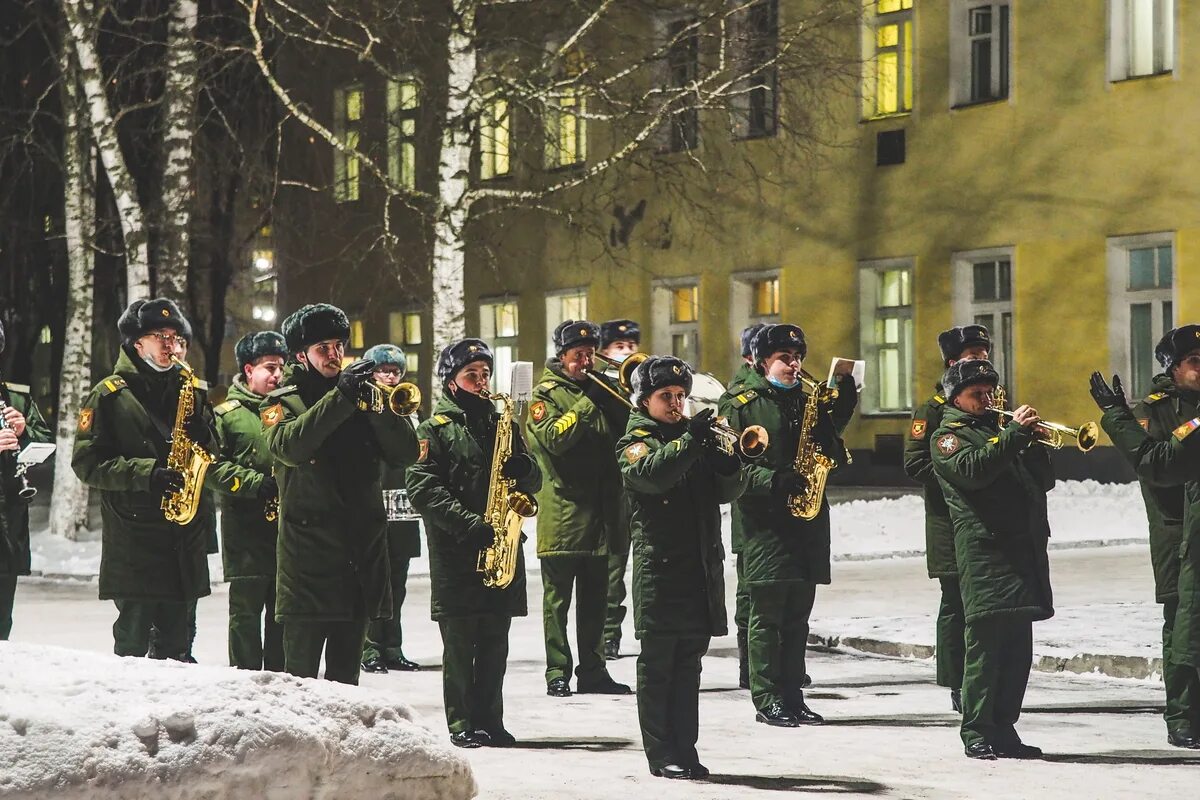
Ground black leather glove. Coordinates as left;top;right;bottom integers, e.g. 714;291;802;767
337;359;378;404
836;372;857;394
1089;371;1128;411
704;447;741;476
257;475;278;501
467;519;496;549
501;453;535;481
184;407;210;443
583;378;610;406
150;467;185;494
687;408;716;445
771;471;807;497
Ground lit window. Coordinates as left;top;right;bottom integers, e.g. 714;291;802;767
545;49;588;169
349;319;365;349
333;86;364;202
859;261;913;412
389;310;423;375
387;78;420;190
753;277;780;317
865;0;914;118
545;290;588;359
653;282;700;367
39;326;52;344
1110;0;1174;81
728;0;778;139
252;249;273;273
480;98;512;180
480;299;520;381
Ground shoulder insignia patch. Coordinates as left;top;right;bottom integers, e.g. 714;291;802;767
266;385;298;398
1138;418;1150;430
260;403;283;427
987;436;1000;444
910;419;927;440
78;407;94;432
431;414;451;426
417;439;430;463
933;395;946;405
100;377;128;396
194;379;210;391
552;410;578;435
946;421;967;428
1;382;30;394
733;390;759;406
530;401;547;422
936;433;962;455
624;441;649;464
229;476;242;493
538;381;556;390
1172;418;1200;441
631;428;651;437
215;400;241;415
1145;392;1168;404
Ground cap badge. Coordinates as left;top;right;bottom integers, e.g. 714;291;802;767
468;345;478;352
161;309;170;317
618;325;627;332
578;327;588;336
672;365;681;375
789;330;798;340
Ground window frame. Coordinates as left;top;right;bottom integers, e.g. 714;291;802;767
388;309;424;378
479;296;521;386
386;77;420;191
949;1;1011;107
544;47;589;170
729;269;781;372
728;0;779;140
952;247;1015;396
651;278;702;368
332;85;364;203
479;95;513;181
657;14;701;153
1108;0;1175;82
544;288;589;360
1107;232;1176;399
858;258;915;415
863;0;915;119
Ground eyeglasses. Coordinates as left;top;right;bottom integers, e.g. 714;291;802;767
148;332;183;347
772;353;803;366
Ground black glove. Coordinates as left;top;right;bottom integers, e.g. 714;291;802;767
467;519;496;549
704;447;741;476
184;406;210;443
337;359;378;404
501;453;535;481
836;372;857;394
257;475;278;501
687;408;716;445
150;467;185;494
583;378;610;406
1089;371;1128;411
771;471;807;497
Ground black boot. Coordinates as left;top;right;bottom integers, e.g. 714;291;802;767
788;691;824;724
361;655;388;674
950;688;962;713
755;701;800;728
737;628;749;690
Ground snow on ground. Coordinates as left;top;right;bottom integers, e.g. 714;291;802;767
0;642;475;800
27;480;1147;580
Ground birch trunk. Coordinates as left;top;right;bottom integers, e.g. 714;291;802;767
430;0;478;385
51;44;94;542
156;0;199;303
62;0;151;301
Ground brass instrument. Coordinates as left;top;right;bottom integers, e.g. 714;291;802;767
990;405;1099;452
0;398;36;501
788;376;835;519
264;487;279;522
162;357;214;525
359;381;422;415
476;390;538;589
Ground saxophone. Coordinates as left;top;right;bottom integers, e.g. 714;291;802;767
786;379;837;520
161;356;214;526
476;391;538;589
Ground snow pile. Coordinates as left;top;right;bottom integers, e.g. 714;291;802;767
0;643;476;800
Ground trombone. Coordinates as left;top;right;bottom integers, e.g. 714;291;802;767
359;381;422;416
989;405;1099;452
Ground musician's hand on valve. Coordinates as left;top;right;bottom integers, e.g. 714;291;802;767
1089;371;1129;411
0;428;18;453
256;476;278;501
2;405;26;437
771;471;808;496
686;408;716;445
150;467;185;494
337;359;377;404
467;519;496;549
1011;404;1041;429
582;379;610;406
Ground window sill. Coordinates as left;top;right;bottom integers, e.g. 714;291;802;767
860;111;912;125
950;96;1009;111
478;174;515;184
731;131;778;143
545;162;586;175
860;410;913;419
1110;70;1174;85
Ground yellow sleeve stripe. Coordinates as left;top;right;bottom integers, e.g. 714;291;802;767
551;411;578;435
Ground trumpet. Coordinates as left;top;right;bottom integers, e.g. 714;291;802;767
359;381;422;416
989;405;1099;452
700;415;769;460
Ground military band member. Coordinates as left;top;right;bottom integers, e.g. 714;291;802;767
407;339;541;748
720;322;769;690
933;360;1053;760
724;323;857;726
527;320;631;697
208;331;287;671
0;319;53;639
598;318;639;661
1092;327;1200;749
361;343;423;674
263;304;418;685
903;324;992;713
618;356;746;779
72;299;218;660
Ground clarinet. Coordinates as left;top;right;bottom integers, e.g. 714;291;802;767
0;398;36;501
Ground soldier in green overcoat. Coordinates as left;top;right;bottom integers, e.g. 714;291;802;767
360;343;423;674
406;339;541;748
526;320;630;697
0;318;54;639
72;299;217;660
208;331;287;671
932;360;1054;761
903;324;993;713
724;324;857;727
618;356;747;780
718;322;768;690
263;304;418;685
597;319;639;661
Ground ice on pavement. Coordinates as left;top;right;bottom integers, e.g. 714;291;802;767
0;642;476;800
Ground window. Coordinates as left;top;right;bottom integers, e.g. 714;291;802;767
545;290;588;359
1108;235;1174;399
545;49;588;169
953;249;1014;393
730;271;781;370
660;18;699;152
859;260;914;412
652;281;700;367
864;0;914;118
480;97;512;180
251;246;277;324
387;78;419;190
388;310;423;376
480;299;519;383
333;86;364;202
1109;0;1174;81
349;319;366;350
728;0;778;139
950;2;1010;106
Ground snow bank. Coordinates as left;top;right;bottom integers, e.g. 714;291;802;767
0;643;475;800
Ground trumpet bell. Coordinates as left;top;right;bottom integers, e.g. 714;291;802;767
384;382;422;416
1075;421;1100;452
738;425;769;459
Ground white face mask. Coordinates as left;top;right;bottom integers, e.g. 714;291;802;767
140;352;174;373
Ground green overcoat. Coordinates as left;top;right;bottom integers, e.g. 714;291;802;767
71;347;216;602
723;370;856;586
717;362;760;556
931;407;1055;624
904;387;956;578
618;411;746;639
406;396;541;619
0;381;52;577
263;367;418;623
208;377;277;580
525;362;620;557
382;439;422;561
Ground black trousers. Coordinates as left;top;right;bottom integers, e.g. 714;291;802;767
438;615;512;734
936;576;966;689
637;635;709;769
960;615;1033;747
0;574;16;640
229;577;284;671
113;600;189;659
283;618;369;685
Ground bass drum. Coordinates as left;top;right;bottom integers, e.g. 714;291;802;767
686;372;727;418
